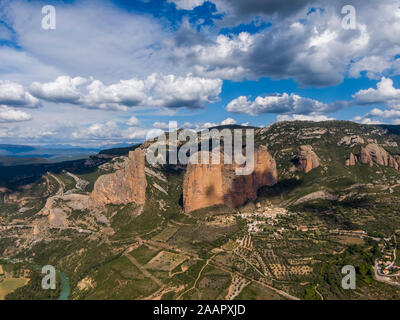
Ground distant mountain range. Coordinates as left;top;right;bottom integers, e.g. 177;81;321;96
0;144;100;166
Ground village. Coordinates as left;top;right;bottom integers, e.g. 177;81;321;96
238;201;289;234
376;236;400;276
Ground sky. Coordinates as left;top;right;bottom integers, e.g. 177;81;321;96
0;0;400;147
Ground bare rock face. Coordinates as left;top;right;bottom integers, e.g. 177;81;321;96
294;145;320;173
91;149;147;206
389;155;399;171
345;153;357;167
348;144;400;171
338;135;365;147
359;144;389;166
183;146;277;213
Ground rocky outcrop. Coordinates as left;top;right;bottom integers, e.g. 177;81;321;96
40;193;93;228
338;135;365;147
346;143;400;171
294;145;320;173
91;149;147;206
359;144;389;167
183;146;277;213
345;152;357;167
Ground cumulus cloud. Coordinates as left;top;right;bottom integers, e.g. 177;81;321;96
30;76;88;104
153;121;170;129
0;80;40;108
368;108;400;118
220;117;237;125
352;107;400;125
276;114;334;122
353;115;384;125
71;121;162;142
172;1;400;86
29;74;222;111
0;106;32;122
126;116;140;126
226;93;330;116
353;77;400;106
152;119;238;132
125;127;164;140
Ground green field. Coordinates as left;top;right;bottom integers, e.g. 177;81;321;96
0;278;30;300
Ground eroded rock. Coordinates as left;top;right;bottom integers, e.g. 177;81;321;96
183;145;277;213
91;149;147;206
294;145;320;173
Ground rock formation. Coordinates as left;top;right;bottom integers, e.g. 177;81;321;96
346;143;400;171
91;148;147;206
294;145;320;173
183;145;277;213
359;144;389;167
345;152;357;167
338;135;365;147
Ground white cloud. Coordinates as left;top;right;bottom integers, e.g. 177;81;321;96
353;107;400;125
153;121;170;129
30;76;88;104
368;108;400;118
276;114;334;122
71;120;163;143
146;73;222;109
352;116;384;125
1;1;175;83
167;0;207;10
0;80;40;108
0;105;32;122
353;77;400;106
220;117;237;125
126;116;140;126
226;93;328;116
125;127;164;140
29;74;222;111
172;1;400;86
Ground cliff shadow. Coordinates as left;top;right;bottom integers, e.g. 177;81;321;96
257;178;303;200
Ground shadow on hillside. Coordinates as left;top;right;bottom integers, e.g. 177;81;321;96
0;158;105;190
258;178;303;199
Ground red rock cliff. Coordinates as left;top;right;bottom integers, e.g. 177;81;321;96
183;145;277;213
294;145;320;173
91;148;147;206
347;143;400;171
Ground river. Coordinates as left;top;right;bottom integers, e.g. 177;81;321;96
56;270;70;300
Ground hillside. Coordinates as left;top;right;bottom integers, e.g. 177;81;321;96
2;121;400;300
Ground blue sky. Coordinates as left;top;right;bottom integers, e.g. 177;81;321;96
1;0;400;147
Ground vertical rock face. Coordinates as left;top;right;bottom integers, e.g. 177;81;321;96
345;153;357;167
183;145;277;213
294;145;320;173
359;144;389;166
91;149;147;206
347;144;400;171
